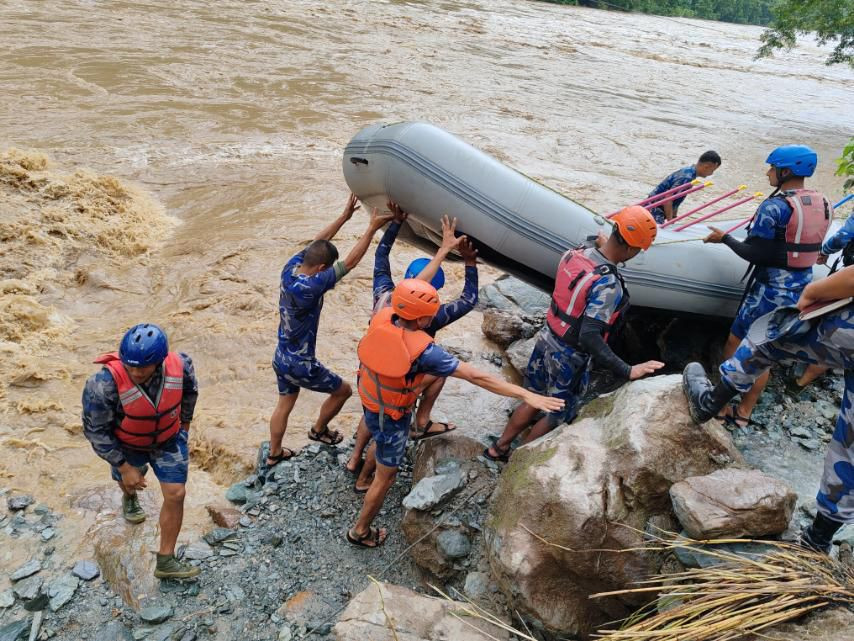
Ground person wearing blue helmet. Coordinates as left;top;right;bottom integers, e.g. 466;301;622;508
703;145;832;427
81;323;200;579
345;202;479;485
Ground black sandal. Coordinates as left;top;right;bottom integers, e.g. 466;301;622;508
411;420;457;442
483;443;511;463
346;526;387;548
308;427;343;446
266;448;295;467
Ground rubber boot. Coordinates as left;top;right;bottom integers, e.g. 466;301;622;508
682;362;738;424
799;513;844;554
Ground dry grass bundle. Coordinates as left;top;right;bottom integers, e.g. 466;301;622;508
590;533;854;641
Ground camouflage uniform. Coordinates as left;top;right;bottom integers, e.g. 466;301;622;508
372;220;478;336
81;353;198;484
527;247;625;427
648;165;697;224
730;197;813;340
273;249;348;395
720;305;854;523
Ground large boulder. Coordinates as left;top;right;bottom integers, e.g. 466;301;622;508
484;375;743;638
505;336;537;375
481;309;538;348
334;582;509;641
669;468;797;539
479;276;549;315
401;433;498;578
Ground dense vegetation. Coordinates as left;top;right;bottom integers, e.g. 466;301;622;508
541;0;774;25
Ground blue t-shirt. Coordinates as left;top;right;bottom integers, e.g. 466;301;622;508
275;249;345;362
748;197;813;291
648;166;697;221
823;215;854;256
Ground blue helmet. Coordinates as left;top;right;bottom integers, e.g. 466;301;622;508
119;323;168;367
766;145;817;177
404;258;445;290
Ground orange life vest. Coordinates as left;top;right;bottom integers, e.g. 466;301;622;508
94;351;184;450
778;189;833;269
546;249;628;345
357;307;433;422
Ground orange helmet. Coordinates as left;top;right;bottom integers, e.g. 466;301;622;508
391;278;440;320
612;206;657;250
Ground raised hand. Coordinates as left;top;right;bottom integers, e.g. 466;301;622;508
387;200;408;224
342;193;361;221
440;214;465;254
369;207;395;231
459;238;478;266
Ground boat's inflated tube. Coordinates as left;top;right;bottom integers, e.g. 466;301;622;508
342;122;832;318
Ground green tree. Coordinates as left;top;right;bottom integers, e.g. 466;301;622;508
758;0;854;66
838;139;854;193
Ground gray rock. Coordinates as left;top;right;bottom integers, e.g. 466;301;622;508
796;438;821;451
71;559;100;581
22;592;48;612
146;624;177;641
278;624;293;641
437;530;471;559
9;559;41;582
673;538;778;568
183;540;213;560
815;399;838;420
48;574;79;612
12;575;43;601
139;603;173;624
32;505;49;515
225;483;250;504
0;590;14;608
0;620;29;641
402;469;465;511
94;621;134;641
239;516;253;527
505;336;538;374
39;527;55;542
463;571;490;598
493;276;550;314
788;426;812;439
203;528;237;545
7;495;33;511
132;628;153;640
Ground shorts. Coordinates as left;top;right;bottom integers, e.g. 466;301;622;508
649;207;666;225
363;409;411;468
525;329;590;428
110;429;189;484
731;280;803;340
272;357;342;396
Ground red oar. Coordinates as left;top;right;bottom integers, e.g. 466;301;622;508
605;179;701;219
674;192;763;232
639;180;712;212
661;185;746;228
723;216;753;235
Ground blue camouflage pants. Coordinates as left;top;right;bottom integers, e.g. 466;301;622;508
525;328;591;428
720;306;854;523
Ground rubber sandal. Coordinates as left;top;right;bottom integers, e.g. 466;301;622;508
346;527;386;548
411;420;457;442
483;444;510;463
353;483;370;495
344;459;364;476
308;427;343;446
266;448;295;467
721;414;750;429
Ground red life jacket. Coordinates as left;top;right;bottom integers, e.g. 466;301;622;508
93;351;184;450
357;307;433;422
546;249;628;345
779;189;832;269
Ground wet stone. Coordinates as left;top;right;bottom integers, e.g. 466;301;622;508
12;575;43;601
203;528;237;546
437;530;472;559
139;602;173;624
6;495;33;511
225;483;250;504
72;559;100;581
48;574;79;612
10;559;41;582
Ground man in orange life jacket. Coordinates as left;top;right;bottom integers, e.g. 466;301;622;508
82;324;200;579
347;279;564;548
703;145;832;428
485;206;664;462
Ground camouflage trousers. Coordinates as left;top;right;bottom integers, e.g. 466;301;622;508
720;305;854;523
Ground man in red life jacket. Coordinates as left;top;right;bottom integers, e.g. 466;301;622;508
82;324;200;579
347;279;564;548
703;145;832;427
485;206;664;462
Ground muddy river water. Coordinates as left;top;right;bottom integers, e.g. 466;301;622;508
0;0;851;573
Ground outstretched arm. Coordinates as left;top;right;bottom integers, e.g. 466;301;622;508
342;207;395;272
314;193;361;242
821;216;854;259
429;239;479;331
797;266;854;310
373;202;406;295
450;362;564;413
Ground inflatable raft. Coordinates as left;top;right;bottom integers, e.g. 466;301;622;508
342;122;832;318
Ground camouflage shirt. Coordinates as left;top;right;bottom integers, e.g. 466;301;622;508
81;353;199;466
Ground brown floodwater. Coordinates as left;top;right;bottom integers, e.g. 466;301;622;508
0;0;851;573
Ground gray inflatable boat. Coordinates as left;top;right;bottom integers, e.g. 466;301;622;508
342;122;832;318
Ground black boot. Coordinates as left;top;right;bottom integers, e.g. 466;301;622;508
682;362;738;424
800;513;844;554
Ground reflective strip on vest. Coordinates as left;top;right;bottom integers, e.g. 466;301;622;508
790;195;806;259
562;271;597;327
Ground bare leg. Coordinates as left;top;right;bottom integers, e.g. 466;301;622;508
356;442;377;491
346;417;371;473
414;377;455;432
268;391;299;465
350;460;398;546
486;403;539;458
521;415;556;445
798;364;828;388
734;370;770;422
311;381;352;438
158;482;186;556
